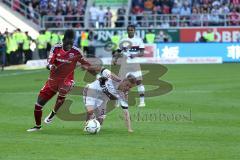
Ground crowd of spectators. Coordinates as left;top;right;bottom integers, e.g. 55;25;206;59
6;0;87;27
4;0;240;28
14;0;124;28
88;3;126;28
131;0;240;27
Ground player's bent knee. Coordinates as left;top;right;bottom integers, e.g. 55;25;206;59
37;96;48;106
86;108;95;120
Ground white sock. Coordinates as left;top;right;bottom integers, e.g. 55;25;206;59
116;100;120;106
137;84;145;103
140;96;145;104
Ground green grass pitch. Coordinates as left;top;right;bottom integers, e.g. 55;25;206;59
0;64;239;160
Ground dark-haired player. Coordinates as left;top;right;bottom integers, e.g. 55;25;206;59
112;25;146;107
27;29;99;132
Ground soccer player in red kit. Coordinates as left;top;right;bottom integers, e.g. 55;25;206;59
27;29;99;132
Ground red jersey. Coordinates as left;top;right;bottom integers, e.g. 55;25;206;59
48;44;90;81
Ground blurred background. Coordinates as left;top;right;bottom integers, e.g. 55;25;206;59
0;0;239;70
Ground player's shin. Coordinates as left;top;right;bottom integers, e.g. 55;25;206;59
84;109;95;131
86;109;94;121
53;95;66;113
137;84;145;105
122;109;133;132
34;103;43;126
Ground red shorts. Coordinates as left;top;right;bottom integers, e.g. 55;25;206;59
39;79;74;101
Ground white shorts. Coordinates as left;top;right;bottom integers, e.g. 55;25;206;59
83;81;109;118
83;81;109;108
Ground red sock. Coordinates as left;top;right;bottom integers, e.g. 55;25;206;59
53;96;65;112
34;104;42;126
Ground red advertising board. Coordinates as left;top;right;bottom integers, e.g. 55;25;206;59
180;28;240;42
143;44;156;57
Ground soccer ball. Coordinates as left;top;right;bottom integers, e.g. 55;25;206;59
85;119;101;134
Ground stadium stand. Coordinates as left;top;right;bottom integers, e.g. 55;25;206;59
40;0;129;28
2;0;41;25
130;0;240;27
2;0;239;29
0;0;240;68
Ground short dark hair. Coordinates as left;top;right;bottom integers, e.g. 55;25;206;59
127;24;136;31
64;29;75;39
126;74;137;84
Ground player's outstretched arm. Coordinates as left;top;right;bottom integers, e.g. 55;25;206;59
86;65;102;75
122;108;133;133
79;57;102;76
112;49;122;65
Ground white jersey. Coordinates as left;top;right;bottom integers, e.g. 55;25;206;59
83;69;128;109
119;35;144;58
117;35;144;80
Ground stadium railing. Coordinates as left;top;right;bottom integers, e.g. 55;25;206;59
128;13;238;27
42;15;86;29
41;13;239;30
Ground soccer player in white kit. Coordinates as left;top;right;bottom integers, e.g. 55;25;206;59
112;25;146;107
83;68;136;132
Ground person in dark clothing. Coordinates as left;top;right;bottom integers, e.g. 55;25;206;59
0;32;6;70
